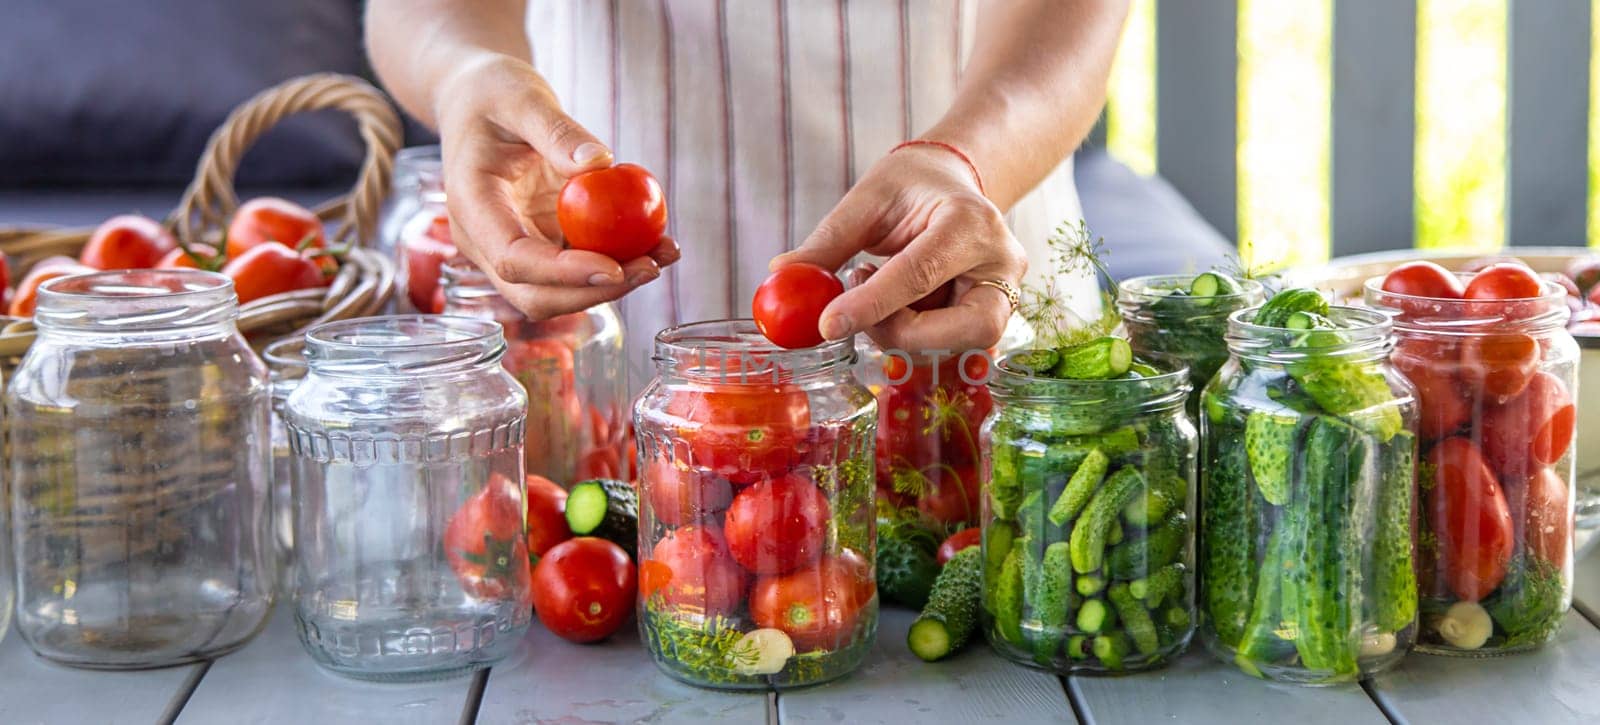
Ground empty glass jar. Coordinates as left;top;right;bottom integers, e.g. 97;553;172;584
264;337;308;591
442;259;629;486
381;146;455;314
284;315;530;680
6;270;274;668
377;145;444;260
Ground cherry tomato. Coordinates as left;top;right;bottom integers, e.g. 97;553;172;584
1381;261;1465;299
646;525;746;615
557;163;668;262
443;473;533;603
1408;365;1473;441
750;552;875;651
532;537;637;643
156;245;220;270
526;474;573;560
8;257;95;317
225;197;325;259
875;383;940;481
751;263;845;349
1428;437;1514;602
221;241;328;304
646;456;734;526
1519;467;1571;568
723;473;831;575
1463;263;1544;300
402;223;456;313
1458;332;1539;401
1481;371;1576;479
936;527;982;565
916;463;982;527
79;215;178;270
665;384;810;483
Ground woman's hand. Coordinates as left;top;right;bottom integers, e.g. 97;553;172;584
771;145;1027;354
434;54;679;319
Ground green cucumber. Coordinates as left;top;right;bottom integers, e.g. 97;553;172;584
1109;582;1160;656
1244;410;1300;506
1372;433;1418;633
1076;573;1106;597
1076;598;1110;634
1201;432;1257;647
564;479;638;558
1253;288;1329;329
877;528;941;608
1029;542;1075;664
987;433;1025;519
994;540;1027;645
907;546;984;661
1130;563;1185;607
1067;634;1092;660
1069;466;1146;574
983;523;1017;614
1050;336;1133;380
1075;427;1141;458
1296;417;1364;678
1048;448;1110;526
1284;310;1334;331
1234;528;1290;678
1122;486;1176;530
1092;632;1131;670
1287;356;1404;442
1108;520;1125;545
1105;512;1186;581
1009;348;1061;375
1189;271;1242;299
1125;362;1163;378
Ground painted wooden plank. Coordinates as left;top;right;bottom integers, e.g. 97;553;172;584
0;629;201;725
777;608;1075;725
176;606;476;725
475;620;768;724
1155;0;1238;242
1069;648;1388;725
1368;610;1600;724
1331;0;1417;257
1507;0;1591;246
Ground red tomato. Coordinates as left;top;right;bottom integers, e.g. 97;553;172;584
1392;335;1459;377
723;473;831;575
225;197;325;259
1516;466;1571;569
751;263;845;349
916;464;982;527
556;163;668;262
443;473;533;603
155;245;219;270
1463;263;1544;300
665;384;810;483
577;446;623;480
1458;332;1539;401
80;215;178;270
750;553;875;651
1381;261;1464;299
1428;437;1515;602
646;525;746;615
646;456;733;526
1481;371;1576;479
221;241;328;304
936;527;982;565
402;227;456;313
526;474;572;560
875;383;940;479
1408;366;1473;441
532;537;637;643
8;257;96;317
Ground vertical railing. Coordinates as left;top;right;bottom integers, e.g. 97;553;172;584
1331;0;1417;257
1155;0;1238;243
1507;0;1591;245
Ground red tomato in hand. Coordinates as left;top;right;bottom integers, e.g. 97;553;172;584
402;223;456;312
916;463;982;527
751;263;845;349
936;527;982;565
1458;332;1539;401
226;197;325;259
1428;437;1514;602
532;537;637;643
1381;261;1465;299
156;245;219;270
1464;263;1544;300
1481;371;1576;479
750;552;875;651
8;257;95;317
645;525;746;615
221;241;328;304
645;456;733;526
665;384;810;482
526;474;572;560
444;473;533;603
80;215;178;270
723;473;831;575
557;163;668;262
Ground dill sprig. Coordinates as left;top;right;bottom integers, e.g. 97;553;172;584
1018;220;1122;351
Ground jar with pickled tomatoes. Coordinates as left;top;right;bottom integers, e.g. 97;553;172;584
1366;270;1578;655
382;146;455;313
873;349;995;531
634;321;877;689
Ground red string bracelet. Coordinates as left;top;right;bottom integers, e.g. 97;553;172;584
890;139;986;197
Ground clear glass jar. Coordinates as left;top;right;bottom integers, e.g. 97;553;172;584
1365;276;1577;656
263;337;308;592
285;315;530;681
981;354;1197;673
382;146;455;314
869;350;995;532
1118;274;1267;418
6;270;274;668
442;259;630;486
377;145;444;259
1198;305;1419;684
634;321;877;690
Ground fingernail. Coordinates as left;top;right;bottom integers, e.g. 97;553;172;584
767;255;789;272
589;272;620;286
628;270;659;286
821;314;852;340
572;142;609;165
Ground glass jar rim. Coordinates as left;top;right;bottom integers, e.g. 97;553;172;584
653;319;856;382
1361;275;1570;333
36;269;237;332
988;350;1191;411
304;314;505;377
1117;274;1267;305
1225;304;1393;359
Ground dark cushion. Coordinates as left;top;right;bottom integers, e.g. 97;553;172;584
1074;148;1236;280
0;186;344;229
0;1;370;188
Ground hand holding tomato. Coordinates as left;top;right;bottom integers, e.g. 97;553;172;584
532;537;636;643
557;164;669;262
752;263;845;349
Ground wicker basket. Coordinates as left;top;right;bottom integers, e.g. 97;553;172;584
0;73;403;362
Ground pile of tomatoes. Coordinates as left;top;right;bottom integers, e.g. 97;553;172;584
874;352;992;531
1378;261;1576;605
3;198;336;318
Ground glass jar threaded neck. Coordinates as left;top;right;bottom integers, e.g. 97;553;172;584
304;315;506;378
988;352;1191;416
35;269;238;337
652;319;857;384
1224;305;1394;364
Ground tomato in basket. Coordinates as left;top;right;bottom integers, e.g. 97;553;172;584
9;257;95;317
80;215;178;270
226;197;326;259
222;241;329;304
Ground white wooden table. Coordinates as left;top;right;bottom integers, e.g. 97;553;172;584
4;541;1599;725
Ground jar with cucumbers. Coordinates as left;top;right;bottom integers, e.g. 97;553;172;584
1198;289;1420;684
1118;272;1266;417
981;337;1198;674
634;321;878;689
1365;264;1578;656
